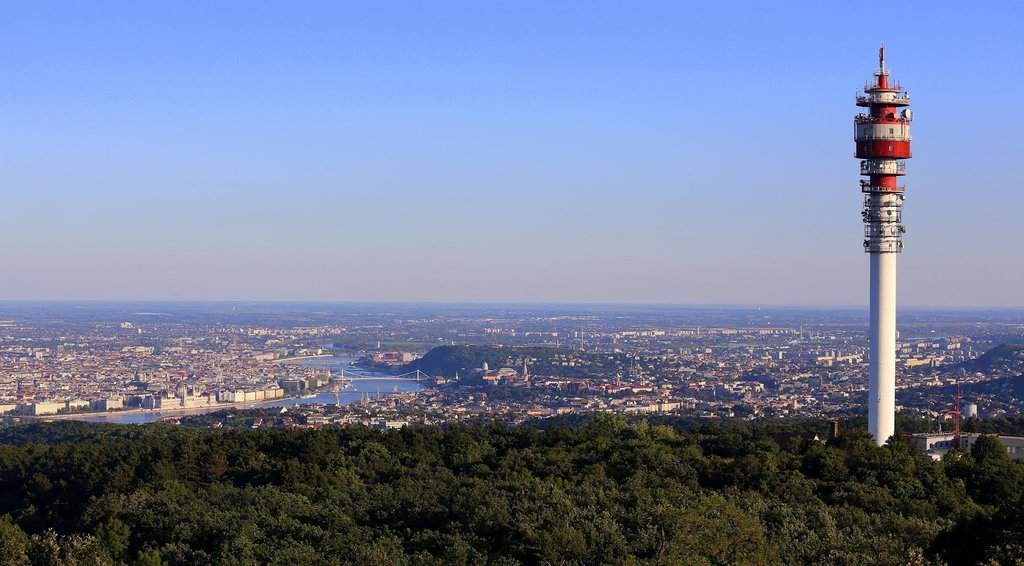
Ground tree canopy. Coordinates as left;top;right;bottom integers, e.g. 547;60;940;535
0;418;1021;565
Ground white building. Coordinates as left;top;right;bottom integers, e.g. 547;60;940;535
911;433;1024;461
90;398;124;411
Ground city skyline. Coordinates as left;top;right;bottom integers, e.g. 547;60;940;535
3;2;1022;305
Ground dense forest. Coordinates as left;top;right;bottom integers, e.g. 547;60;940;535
0;417;1023;565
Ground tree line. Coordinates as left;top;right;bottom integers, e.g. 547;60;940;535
0;416;1022;565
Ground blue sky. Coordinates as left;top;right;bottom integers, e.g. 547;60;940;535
1;2;1022;305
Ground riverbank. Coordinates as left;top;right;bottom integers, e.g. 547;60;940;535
19;357;413;424
22;377;421;424
25;397;302;422
274;354;335;363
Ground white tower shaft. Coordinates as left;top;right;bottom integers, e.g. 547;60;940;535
869;253;897;444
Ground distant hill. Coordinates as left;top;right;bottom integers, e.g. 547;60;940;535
967;343;1024;374
401;345;628;380
402;345;517;378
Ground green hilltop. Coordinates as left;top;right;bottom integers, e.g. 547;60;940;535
401;344;629;379
970;343;1024;372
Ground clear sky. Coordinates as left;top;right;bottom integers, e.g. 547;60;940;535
2;2;1022;305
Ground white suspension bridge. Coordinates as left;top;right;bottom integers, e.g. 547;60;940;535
330;369;431;382
317;369;434;406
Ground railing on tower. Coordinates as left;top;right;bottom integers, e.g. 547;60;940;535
856;92;910;106
860;160;907;176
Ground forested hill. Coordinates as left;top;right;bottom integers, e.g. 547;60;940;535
0;418;1023;565
401;345;627;379
969;343;1024;374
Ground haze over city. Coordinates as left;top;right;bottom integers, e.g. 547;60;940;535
2;2;1022;305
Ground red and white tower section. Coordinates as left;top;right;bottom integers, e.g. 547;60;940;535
855;46;913;446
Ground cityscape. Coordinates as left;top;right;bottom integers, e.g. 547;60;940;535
2;303;1022;437
2;2;1023;565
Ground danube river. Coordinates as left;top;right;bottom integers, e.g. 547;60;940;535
71;356;422;424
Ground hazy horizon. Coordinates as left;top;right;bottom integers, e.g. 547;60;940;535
1;299;1022;311
3;2;1022;305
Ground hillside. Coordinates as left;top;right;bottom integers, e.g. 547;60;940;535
400;344;628;379
968;343;1024;374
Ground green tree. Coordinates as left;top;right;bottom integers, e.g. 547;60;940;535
132;548;167;566
29;530;111;566
972;434;1010;464
970;435;1024;505
0;515;30;566
95;518;131;562
662;496;778;565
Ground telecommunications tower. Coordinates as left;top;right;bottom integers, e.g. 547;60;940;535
855;46;913;445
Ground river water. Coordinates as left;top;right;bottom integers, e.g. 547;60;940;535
71;356;422;424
